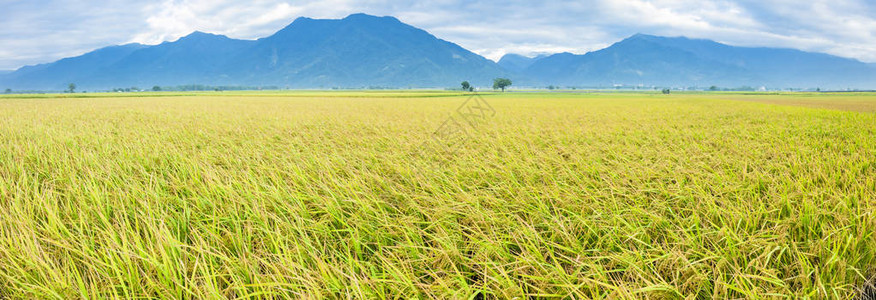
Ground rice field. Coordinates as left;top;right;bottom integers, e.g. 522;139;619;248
0;91;874;299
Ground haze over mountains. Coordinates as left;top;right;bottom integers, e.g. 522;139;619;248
1;13;874;91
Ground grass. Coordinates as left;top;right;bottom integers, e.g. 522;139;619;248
0;91;874;298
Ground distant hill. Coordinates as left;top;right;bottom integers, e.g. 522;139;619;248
1;43;148;90
523;34;876;89
0;14;510;90
2;20;875;90
497;54;549;73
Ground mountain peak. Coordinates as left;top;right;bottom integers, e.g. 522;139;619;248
345;13;375;19
185;31;210;37
498;53;528;61
498;53;549;72
343;13;398;21
276;13;401;36
623;33;662;42
288;16;313;25
177;31;229;43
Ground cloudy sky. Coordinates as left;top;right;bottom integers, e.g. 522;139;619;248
1;0;875;70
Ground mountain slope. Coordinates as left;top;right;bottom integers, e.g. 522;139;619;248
498;54;548;72
525;34;876;88
1;43;147;90
228;13;509;87
86;32;256;87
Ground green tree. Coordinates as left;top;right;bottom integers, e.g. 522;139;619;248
68;83;76;93
461;81;470;91
709;86;718;91
153;86;162;91
3;88;10;94
493;78;512;92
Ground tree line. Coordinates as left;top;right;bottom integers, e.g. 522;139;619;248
459;78;513;92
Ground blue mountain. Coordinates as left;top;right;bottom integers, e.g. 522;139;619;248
0;14;509;90
523;34;876;88
497;54;548;73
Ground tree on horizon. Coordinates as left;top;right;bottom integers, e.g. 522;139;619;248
493;78;511;92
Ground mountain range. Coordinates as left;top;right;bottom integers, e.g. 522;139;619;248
522;34;875;88
1;13;874;91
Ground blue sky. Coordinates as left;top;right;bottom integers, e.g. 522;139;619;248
1;0;875;70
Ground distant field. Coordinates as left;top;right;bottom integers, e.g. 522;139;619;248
0;91;874;298
714;92;876;112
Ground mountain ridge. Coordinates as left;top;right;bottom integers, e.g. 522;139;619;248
521;34;875;88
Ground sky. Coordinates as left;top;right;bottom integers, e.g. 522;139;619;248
1;0;875;70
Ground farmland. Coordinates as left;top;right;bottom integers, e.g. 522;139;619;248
0;91;874;298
